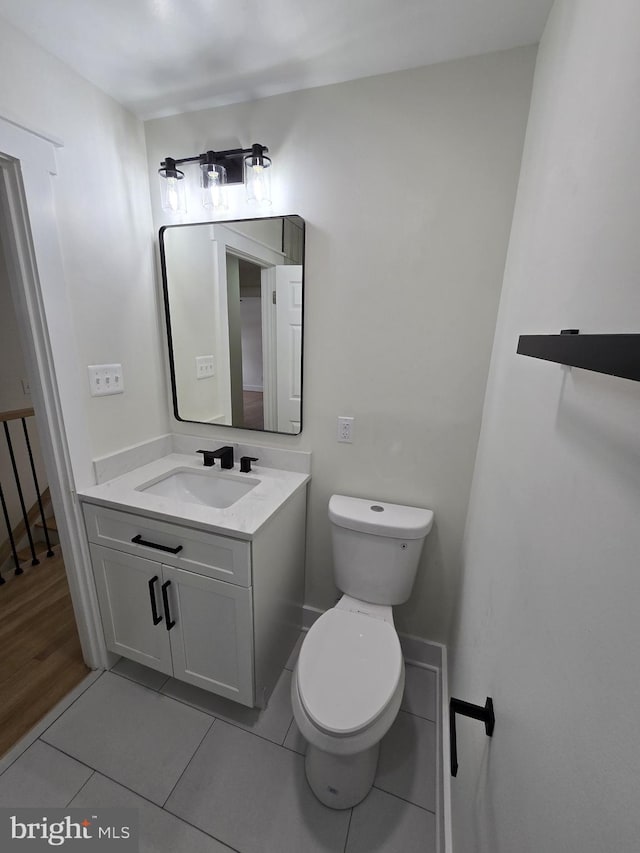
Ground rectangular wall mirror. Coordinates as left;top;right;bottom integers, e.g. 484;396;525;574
160;215;304;435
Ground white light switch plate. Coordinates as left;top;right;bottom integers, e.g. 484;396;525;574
88;364;124;397
196;355;215;379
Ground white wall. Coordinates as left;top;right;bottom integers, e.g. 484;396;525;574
449;1;640;850
0;18;168;482
162;225;224;422
145;47;536;642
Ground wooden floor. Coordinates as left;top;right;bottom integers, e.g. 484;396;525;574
243;390;264;430
0;547;89;757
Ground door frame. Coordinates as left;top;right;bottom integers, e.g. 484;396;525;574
0;113;107;669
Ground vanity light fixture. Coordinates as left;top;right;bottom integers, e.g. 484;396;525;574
159;144;271;213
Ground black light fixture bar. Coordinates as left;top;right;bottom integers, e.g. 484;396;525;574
517;330;640;382
159;144;269;185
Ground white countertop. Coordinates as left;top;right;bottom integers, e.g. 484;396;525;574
78;453;310;540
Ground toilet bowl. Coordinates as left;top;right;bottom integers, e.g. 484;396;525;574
292;495;434;809
291;596;405;808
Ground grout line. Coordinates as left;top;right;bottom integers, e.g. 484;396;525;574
371;783;437;816
342;806;354;853
160;717;217;809
281;716;296;747
65;770;96;808
160;804;243;853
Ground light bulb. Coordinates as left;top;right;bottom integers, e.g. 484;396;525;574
167;178;180;212
245;159;272;206
201;162;228;211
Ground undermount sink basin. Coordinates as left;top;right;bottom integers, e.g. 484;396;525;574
136;467;259;509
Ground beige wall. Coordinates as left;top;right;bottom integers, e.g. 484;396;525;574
449;1;640;849
146;46;536;642
0;17;168;471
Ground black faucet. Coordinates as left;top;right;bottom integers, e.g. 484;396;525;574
211;445;235;469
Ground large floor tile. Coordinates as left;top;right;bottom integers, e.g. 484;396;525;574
70;772;234;853
0;740;92;807
166;720;351;853
401;664;438;722
347;787;436;853
41;672;212;805
161;667;293;745
375;710;437;811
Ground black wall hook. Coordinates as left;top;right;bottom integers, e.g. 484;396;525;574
449;697;495;777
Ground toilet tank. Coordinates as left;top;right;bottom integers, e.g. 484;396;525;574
328;495;434;606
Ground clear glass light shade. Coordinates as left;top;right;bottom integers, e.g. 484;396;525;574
201;163;228;211
159;172;187;214
244;156;272;206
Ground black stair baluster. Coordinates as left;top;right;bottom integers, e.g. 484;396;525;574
21;417;54;557
0;481;20;578
3;421;39;567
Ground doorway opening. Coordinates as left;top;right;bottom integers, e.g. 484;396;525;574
237;257;264;430
0;161;89;758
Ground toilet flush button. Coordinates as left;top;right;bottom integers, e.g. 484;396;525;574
370;505;384;512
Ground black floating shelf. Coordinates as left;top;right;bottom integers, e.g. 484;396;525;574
517;330;640;383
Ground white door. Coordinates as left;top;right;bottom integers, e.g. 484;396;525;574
162;564;254;707
89;544;173;675
275;265;303;432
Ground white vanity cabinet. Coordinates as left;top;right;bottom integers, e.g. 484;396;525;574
82;486;306;708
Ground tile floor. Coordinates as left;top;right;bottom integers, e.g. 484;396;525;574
0;637;440;853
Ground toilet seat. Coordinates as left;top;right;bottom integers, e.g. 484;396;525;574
297;608;403;736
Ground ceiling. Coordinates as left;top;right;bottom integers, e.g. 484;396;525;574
0;0;553;120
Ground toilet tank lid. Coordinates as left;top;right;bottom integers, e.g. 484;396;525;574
329;495;434;540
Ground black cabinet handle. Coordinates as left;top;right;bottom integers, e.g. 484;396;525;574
161;580;176;631
148;576;163;625
131;534;183;555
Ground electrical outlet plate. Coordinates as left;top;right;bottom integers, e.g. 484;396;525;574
196;355;215;379
88;364;124;397
337;416;354;443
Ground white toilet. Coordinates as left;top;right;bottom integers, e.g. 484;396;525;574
291;494;434;809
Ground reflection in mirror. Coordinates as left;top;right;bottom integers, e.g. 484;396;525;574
160;216;304;435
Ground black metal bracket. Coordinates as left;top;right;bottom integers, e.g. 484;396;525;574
449;697;495;777
517;330;640;382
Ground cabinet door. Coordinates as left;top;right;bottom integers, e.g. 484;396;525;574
162;565;254;706
90;544;173;675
